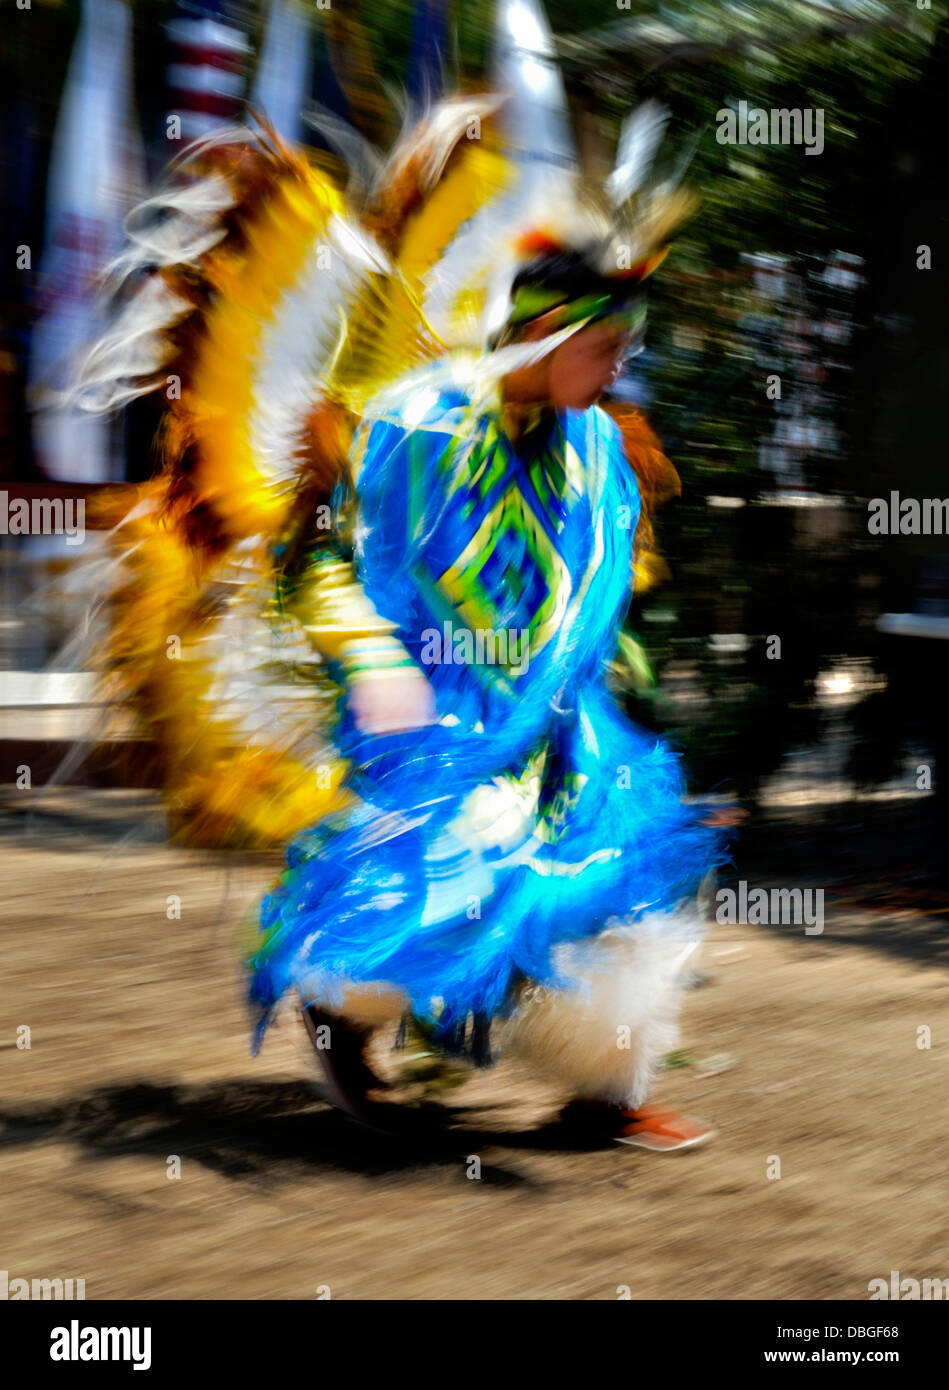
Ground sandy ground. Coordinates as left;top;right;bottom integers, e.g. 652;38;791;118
1;788;947;1301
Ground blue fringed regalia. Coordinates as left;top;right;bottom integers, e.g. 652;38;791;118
247;368;725;1046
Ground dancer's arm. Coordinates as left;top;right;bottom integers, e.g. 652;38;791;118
287;547;435;734
288;406;446;733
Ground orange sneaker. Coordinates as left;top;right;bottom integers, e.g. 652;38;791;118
614;1104;716;1152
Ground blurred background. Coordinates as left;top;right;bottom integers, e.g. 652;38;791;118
0;0;948;1305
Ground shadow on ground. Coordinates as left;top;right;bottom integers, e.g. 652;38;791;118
0;1078;620;1188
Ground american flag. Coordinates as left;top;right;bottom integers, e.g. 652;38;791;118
165;1;250;144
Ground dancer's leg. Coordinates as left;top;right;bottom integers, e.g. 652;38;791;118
302;983;406;1116
499;915;714;1150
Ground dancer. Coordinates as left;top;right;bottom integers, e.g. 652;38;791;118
71;66;725;1151
247;236;725;1150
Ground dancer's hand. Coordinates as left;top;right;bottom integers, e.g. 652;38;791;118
700;806;749;828
350;668;437;735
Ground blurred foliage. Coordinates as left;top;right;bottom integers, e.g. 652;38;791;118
548;0;944;802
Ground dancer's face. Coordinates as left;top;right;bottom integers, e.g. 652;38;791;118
549;320;633;409
521;315;633;410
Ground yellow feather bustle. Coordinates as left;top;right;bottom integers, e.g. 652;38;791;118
93;117;514;850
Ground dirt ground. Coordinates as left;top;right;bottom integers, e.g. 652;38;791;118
1;788;947;1301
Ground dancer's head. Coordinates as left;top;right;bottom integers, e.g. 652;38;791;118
497;243;646;411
